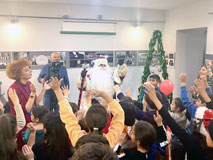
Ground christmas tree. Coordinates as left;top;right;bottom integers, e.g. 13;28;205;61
138;30;171;102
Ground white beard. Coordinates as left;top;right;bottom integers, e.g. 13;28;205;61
88;67;114;97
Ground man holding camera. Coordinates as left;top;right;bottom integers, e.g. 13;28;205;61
38;52;70;111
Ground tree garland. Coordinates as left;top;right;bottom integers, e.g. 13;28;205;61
138;30;172;102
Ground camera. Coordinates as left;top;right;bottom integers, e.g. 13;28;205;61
48;61;63;80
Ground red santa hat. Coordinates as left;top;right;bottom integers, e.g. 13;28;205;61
203;109;213;131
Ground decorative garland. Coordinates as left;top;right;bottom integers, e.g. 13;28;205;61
138;30;172;102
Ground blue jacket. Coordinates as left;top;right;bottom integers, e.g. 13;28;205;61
180;86;197;118
38;63;70;94
180;86;212;118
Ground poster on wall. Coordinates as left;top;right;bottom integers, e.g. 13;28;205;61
12;51;67;70
138;51;148;66
13;52;49;65
0;52;10;69
115;51;137;66
69;51;114;68
12;51;67;66
165;52;175;68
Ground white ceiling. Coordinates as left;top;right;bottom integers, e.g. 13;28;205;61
0;0;199;10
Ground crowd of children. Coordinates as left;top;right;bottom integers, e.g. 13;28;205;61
0;58;213;160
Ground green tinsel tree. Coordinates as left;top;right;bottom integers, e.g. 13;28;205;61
138;30;172;102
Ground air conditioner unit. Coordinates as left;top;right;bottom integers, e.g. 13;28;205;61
61;21;116;35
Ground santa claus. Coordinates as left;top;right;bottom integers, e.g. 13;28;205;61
76;57;127;134
77;57;127;98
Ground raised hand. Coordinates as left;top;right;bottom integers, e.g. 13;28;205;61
22;145;34;160
85;91;92;104
30;84;36;94
90;90;113;103
153;111;163;126
27;122;36;133
143;82;157;102
113;85;120;94
43;81;51;91
189;86;196;93
117;132;127;146
49;77;63;91
41;78;46;85
199;74;209;88
89;90;103;97
8;88;19;106
179;73;187;83
125;88;132;98
194;79;206;95
62;85;70;97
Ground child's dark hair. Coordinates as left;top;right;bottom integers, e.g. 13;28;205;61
197;95;206;105
134;121;157;151
144;91;162;110
119;97;136;126
91;98;101;105
134;121;165;160
71;143;118;160
133;100;143;111
0;113;26;160
78;118;89;133
43;111;72;159
75;133;109;150
32;106;48;123
174;98;191;121
85;104;108;133
150;74;161;82
69;102;78;114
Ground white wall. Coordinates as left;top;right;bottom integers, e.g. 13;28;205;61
163;0;213;97
164;0;213;53
0;2;165;103
0;2;164;51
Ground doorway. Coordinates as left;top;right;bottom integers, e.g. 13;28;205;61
174;27;207;96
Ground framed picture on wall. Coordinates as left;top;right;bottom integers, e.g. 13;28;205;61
165;52;175;68
12;51;50;65
69;51;114;68
0;52;11;70
115;51;126;66
115;51;137;66
12;51;68;69
69;51;85;68
138;50;148;66
126;51;137;66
